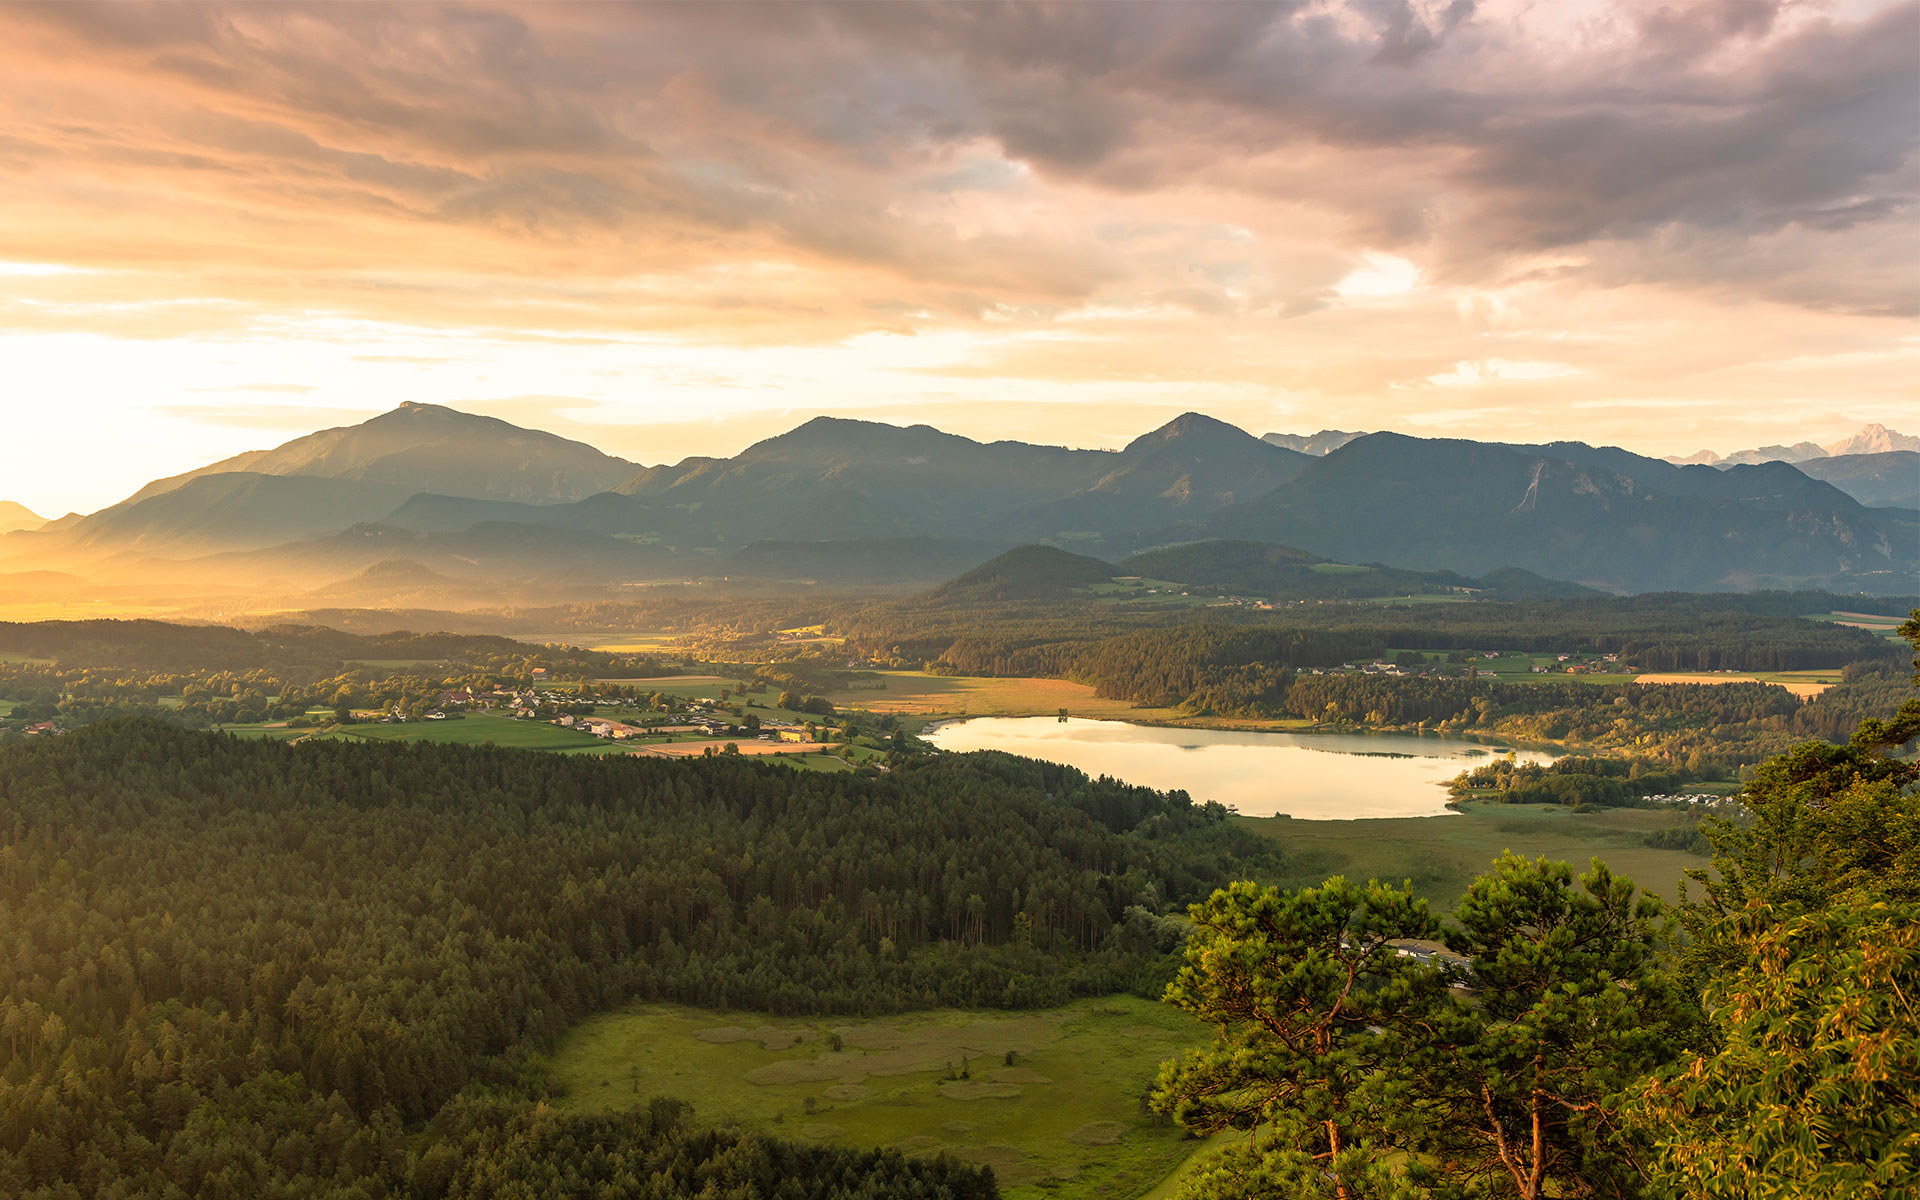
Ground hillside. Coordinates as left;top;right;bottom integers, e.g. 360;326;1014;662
121;401;638;507
0;501;44;535
157;521;681;601
1793;451;1920;510
1114;540;1601;602
1262;429;1364;455
51;473;419;555
1005;413;1312;551
615;416;1117;545
923;544;1117;603
720;537;1005;585
1211;433;1916;593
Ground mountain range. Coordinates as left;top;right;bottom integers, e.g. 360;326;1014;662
1260;429;1365;456
1669;422;1918;466
1;403;1912;600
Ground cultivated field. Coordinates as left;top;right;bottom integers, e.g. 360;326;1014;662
1629;671;1836;698
552;995;1205;1200
1806;610;1909;638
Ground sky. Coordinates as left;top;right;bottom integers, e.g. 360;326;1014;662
1;0;1915;517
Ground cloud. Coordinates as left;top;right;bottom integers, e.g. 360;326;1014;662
156;402;377;429
0;0;1908;324
1425;358;1584;387
0;0;1913;510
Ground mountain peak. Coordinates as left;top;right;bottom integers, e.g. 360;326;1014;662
1826;423;1919;457
0;500;47;535
109;402;639;513
738;415;984;464
1124;412;1259;454
1262;429;1366;456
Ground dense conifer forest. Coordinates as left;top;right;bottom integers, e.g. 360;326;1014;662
0;722;1269;1197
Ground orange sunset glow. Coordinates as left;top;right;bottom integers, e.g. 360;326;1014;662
1;0;1916;517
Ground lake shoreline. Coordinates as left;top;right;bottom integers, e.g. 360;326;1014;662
923;715;1559;821
920;712;1569;757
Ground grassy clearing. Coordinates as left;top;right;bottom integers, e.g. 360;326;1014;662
1630;671;1835;697
1308;562;1373;575
1243;801;1708;911
225;713;623;752
1804;610;1908;636
552;995;1202;1200
338;712;611;750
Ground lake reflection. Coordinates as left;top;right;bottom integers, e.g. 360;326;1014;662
923;717;1558;819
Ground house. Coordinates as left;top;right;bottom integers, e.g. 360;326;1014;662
581;719;647;740
775;728;811;743
23;721;58;736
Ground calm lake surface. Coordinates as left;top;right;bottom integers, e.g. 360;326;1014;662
924;717;1558;819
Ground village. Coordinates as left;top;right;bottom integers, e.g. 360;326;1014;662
360;675;857;762
1313;649;1628;681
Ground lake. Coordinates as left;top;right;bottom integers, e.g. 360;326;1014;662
923;717;1558;819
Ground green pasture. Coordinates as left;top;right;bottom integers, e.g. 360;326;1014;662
1803;610;1910;640
552;995;1204;1200
1243;801;1709;910
225;712;624;753
340;712;609;750
1309;562;1373;575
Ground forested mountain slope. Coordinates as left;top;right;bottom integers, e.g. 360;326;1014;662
1212;433;1914;592
1793;450;1920;509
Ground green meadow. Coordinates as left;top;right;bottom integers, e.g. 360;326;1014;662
1244;800;1709;910
551;995;1205;1200
225;712;627;753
